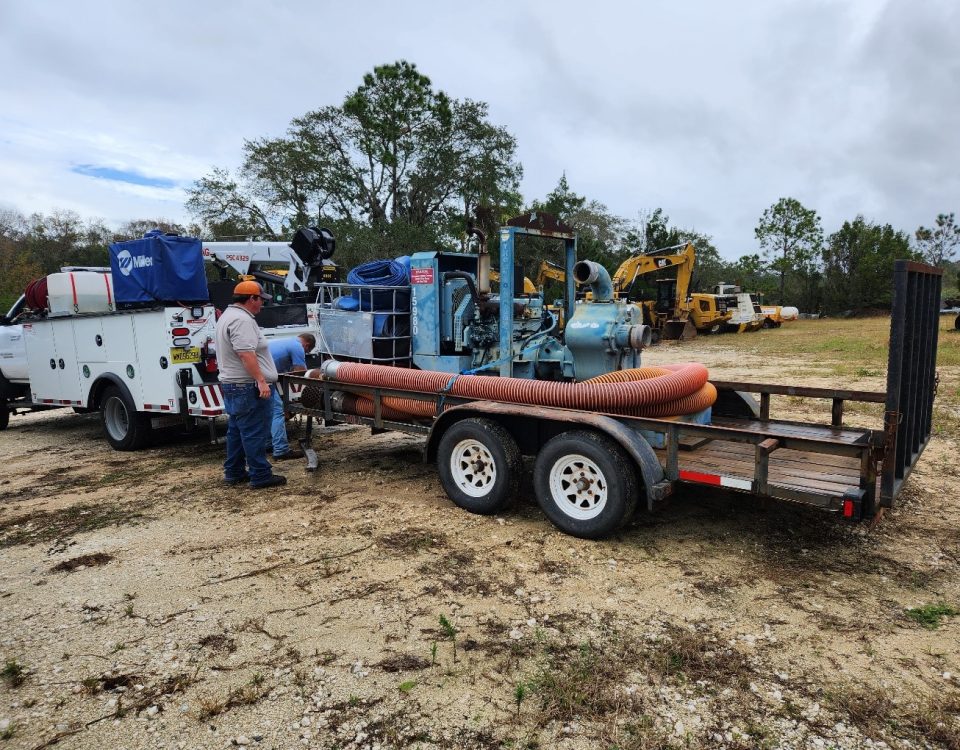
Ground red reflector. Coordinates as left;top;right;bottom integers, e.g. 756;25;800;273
842;499;854;518
171;327;190;336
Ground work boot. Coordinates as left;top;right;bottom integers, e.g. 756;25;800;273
250;474;287;489
272;448;305;460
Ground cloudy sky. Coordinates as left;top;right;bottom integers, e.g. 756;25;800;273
1;0;957;260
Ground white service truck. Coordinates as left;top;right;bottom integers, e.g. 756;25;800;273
0;229;334;447
0;270;228;448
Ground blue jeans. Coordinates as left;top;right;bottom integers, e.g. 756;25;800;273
221;382;274;485
269;385;289;456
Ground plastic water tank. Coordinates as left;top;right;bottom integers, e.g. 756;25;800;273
780;306;799;321
46;272;115;316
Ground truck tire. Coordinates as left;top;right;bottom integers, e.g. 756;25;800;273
0;399;8;431
533;430;639;539
436;418;521;515
99;385;151;451
706;322;723;335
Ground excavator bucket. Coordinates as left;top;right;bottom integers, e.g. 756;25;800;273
661;319;697;341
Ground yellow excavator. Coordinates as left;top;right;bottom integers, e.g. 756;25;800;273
610;244;732;340
523;246;730;341
489;269;538;295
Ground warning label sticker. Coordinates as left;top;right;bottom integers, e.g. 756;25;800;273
410;268;434;284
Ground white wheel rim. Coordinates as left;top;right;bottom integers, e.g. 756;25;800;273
548;453;608;520
105;397;129;440
450;439;497;497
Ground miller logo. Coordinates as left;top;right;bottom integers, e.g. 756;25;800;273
116;249;153;277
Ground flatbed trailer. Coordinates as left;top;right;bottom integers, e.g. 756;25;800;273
283;261;942;538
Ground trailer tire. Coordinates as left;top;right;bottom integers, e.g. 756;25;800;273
436;418;521;515
533;430;638;539
99;385;151;451
0;399;8;431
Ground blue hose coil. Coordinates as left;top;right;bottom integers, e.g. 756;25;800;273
341;256;412;337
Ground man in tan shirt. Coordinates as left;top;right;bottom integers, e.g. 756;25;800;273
214;281;286;489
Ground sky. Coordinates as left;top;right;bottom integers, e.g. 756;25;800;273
1;0;957;261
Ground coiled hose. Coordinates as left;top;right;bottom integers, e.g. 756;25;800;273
304;361;716;420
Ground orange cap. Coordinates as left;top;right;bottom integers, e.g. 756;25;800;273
233;280;272;300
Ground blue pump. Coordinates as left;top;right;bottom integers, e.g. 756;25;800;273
404;213;651;381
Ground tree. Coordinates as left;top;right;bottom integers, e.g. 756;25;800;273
187;61;522;259
823;217;913;313
754;198;824;305
0;209;114;309
915;212;960;267
115;219;188;240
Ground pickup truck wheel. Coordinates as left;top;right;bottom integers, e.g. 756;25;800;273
100;385;151;450
533;430;638;539
0;399;8;431
437;418;521;515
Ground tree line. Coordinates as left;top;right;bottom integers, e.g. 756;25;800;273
2;60;958;314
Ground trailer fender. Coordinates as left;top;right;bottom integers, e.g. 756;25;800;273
426;401;669;511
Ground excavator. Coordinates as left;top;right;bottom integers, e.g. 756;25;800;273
610;243;731;340
520;245;731;341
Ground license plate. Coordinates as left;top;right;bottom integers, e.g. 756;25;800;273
170;346;201;364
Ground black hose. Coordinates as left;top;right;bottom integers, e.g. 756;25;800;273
441;272;481;308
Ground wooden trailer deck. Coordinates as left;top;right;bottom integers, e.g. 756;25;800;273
658;421;866;498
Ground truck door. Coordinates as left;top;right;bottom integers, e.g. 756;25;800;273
24;320;83;404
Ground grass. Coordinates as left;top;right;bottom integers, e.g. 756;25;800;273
693;316;960;369
827;684;960;747
905;603;958;630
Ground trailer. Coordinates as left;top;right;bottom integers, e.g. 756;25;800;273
283;260;942;538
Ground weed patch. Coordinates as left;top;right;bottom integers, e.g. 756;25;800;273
50;551;113;573
375;653;431;672
905;602;958;629
1;659;26;688
378;527;449;554
0;500;152;548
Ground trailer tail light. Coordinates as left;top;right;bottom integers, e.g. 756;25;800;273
840;491;863;522
171;327;190;337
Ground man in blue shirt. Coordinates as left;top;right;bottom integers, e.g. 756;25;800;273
267;333;315;460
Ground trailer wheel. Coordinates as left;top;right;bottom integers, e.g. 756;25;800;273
436;418;521;515
100;385;151;450
0;399;8;431
533;430;638;539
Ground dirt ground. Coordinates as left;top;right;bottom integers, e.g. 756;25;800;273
1;320;958;750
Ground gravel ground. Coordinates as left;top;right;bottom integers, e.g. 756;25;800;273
0;323;958;750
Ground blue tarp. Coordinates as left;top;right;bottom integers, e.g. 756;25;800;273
109;231;208;305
